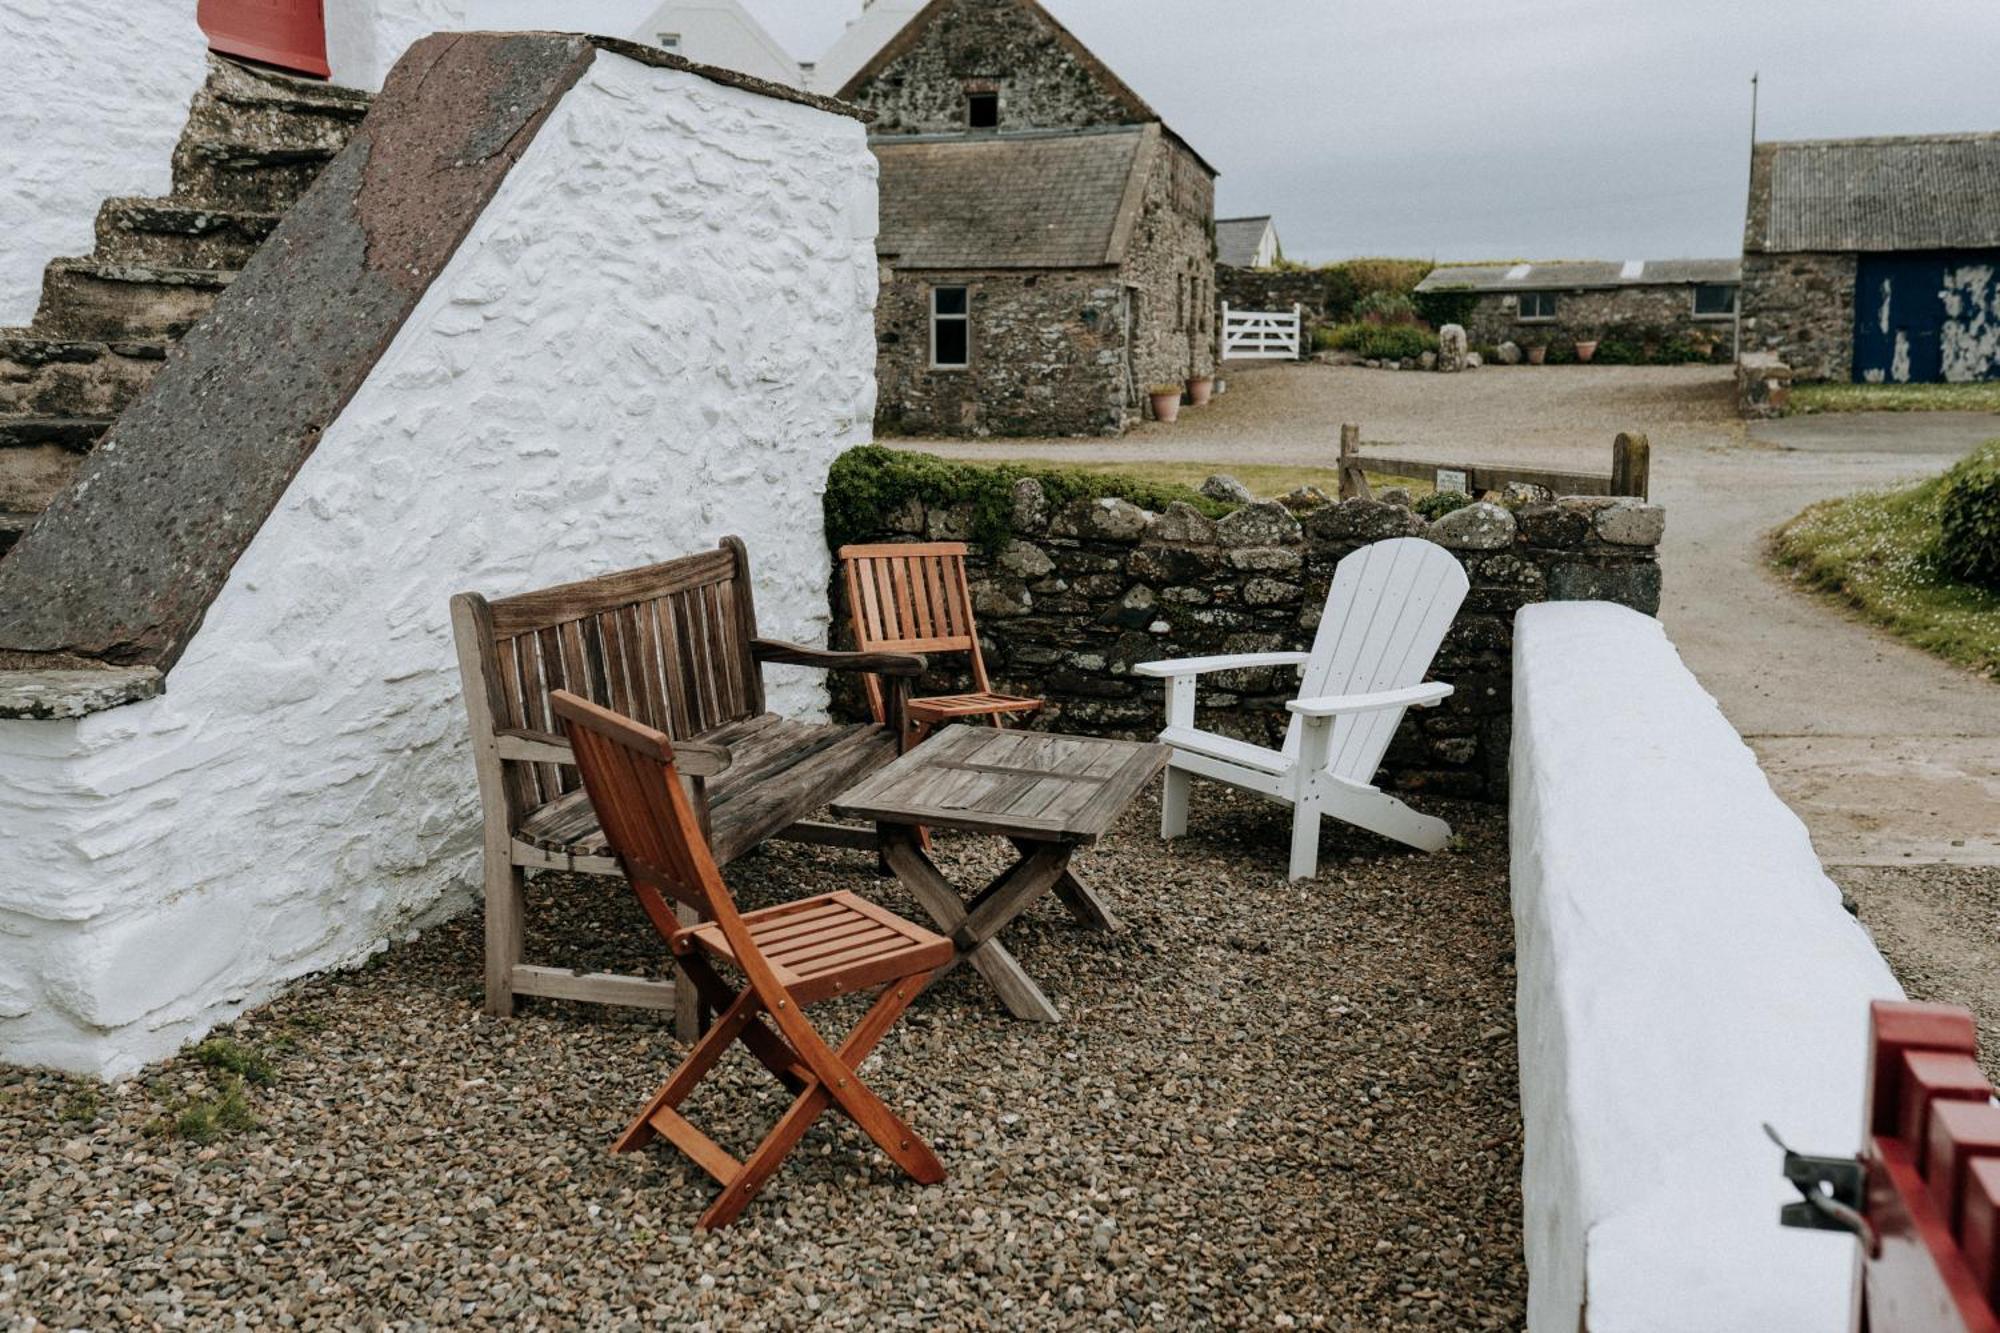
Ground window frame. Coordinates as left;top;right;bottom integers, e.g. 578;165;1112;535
656;31;681;50
929;285;971;370
1691;282;1739;320
1515;290;1558;323
966;91;999;130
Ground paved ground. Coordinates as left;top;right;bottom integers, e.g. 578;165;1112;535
909;361;1998;872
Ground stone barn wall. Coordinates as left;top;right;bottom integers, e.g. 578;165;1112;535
0;0;210;323
0;39;877;1077
1217;266;1332;337
1459;285;1737;356
830;469;1664;801
1740;251;1858;381
1125;138;1218;396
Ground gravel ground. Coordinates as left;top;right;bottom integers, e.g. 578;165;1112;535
0;790;1522;1330
1838;864;2000;1084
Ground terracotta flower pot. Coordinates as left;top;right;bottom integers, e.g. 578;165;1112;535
1186;375;1215;406
1526;344;1548;365
1574;340;1598;363
1149;389;1182;423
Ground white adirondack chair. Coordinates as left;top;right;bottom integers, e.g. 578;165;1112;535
1134;537;1469;880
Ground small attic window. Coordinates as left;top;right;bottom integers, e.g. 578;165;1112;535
967;92;999;130
657;32;681;50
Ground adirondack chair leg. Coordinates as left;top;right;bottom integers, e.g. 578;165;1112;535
1160;765;1191;839
1321;782;1453;853
1288;801;1323;881
483;857;525;1018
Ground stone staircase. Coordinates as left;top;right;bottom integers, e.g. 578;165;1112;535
0;57;369;555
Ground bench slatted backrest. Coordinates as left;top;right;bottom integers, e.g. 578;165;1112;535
471;538;764;815
840;541;985;723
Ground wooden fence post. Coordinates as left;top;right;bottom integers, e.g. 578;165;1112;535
1612;432;1651;500
1338;423;1369;501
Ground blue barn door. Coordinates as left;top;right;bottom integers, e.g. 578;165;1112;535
1854;250;2000;383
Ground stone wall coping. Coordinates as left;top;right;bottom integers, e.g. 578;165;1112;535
0;667;163;720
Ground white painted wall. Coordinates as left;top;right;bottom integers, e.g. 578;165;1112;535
1511;602;1901;1333
0;48;878;1079
470;0;804;88
0;0;209;323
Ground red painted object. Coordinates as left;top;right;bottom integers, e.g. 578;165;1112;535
197;0;330;79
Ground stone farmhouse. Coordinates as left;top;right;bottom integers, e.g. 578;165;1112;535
1217;215;1283;270
1414;260;1743;357
1741;131;2000;383
839;0;1220;436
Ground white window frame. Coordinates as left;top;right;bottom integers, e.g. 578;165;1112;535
1691;282;1738;320
1515;290;1558;323
656;32;681;50
930;285;971;370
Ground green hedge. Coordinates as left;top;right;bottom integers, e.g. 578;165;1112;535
1321;323;1440;361
1937;440;2000;591
825;446;1232;553
1411;284;1479;329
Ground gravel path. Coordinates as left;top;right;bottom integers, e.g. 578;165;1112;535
1837;865;2000;1084
1;790;1522;1330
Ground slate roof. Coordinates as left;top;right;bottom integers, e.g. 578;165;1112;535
873;125;1153;269
1748;132;2000;253
1216;216;1272;268
1415;258;1742;293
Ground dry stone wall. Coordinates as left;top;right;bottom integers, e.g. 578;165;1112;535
1458;286;1736;356
1740;251;1857;381
834;484;1664;800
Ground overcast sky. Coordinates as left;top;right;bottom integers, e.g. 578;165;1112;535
741;0;2000;264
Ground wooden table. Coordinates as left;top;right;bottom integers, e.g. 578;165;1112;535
832;726;1169;1022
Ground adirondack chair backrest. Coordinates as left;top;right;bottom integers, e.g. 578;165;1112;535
455;537;765;819
840;542;988;723
1284;537;1469;779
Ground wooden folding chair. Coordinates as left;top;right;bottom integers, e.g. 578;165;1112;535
840;541;1043;750
549;690;953;1228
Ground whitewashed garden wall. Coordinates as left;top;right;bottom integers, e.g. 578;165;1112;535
0;46;877;1077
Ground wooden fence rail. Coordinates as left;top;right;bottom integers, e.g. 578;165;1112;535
1336;425;1650;502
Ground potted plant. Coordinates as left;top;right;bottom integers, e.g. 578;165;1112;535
1187;374;1215;406
1148;384;1184;423
1525;341;1548;366
1574;339;1599;363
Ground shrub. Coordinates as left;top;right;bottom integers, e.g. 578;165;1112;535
825;446;1232;553
1323;322;1440;361
192;1036;275;1086
1416;490;1474;521
1936;440;2000;590
1353;291;1420;326
1411;284;1479;330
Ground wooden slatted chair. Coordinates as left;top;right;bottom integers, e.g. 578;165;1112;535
1135;537;1469;880
452;537;924;1031
840;541;1042;748
550;690;952;1229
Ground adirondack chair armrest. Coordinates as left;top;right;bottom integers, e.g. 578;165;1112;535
495;726;731;776
1285;682;1453;718
751;639;927;677
1132;651;1311;678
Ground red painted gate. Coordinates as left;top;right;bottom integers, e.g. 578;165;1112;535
196;0;330;79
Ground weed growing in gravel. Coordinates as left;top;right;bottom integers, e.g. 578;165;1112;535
191;1036;276;1086
149;1075;259;1144
57;1086;101;1123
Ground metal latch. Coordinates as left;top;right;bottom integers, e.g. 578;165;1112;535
1765;1122;1878;1256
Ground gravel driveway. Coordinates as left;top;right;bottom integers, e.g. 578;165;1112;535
1;789;1522;1330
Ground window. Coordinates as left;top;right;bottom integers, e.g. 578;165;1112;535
967;92;999;129
1516;290;1558;322
656;32;681;50
930;286;970;368
1693;282;1738;318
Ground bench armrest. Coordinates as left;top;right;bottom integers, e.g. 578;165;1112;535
1133;651;1311;679
751;638;926;677
1285;682;1453;718
496;726;731;776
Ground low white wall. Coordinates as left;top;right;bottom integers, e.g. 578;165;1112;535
1511;602;1901;1332
0;48;878;1078
0;0;209;323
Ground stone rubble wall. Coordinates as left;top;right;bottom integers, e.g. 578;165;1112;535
1216;265;1329;340
833;484;1665;800
1457;286;1737;356
1740;251;1857;382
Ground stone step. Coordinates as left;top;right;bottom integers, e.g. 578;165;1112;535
170;138;340;213
204;52;372;123
92;197;282;270
186;86;365;159
0;336;169;418
0;416;102;526
32;259;233;341
0;414;116;453
0;511;33;557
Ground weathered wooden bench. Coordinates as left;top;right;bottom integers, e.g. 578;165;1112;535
450;536;921;1031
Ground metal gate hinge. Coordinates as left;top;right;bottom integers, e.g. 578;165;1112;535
1765;1122;1878;1256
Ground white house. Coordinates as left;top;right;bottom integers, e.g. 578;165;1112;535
806;0;926;94
477;0;805;87
1217;215;1283;270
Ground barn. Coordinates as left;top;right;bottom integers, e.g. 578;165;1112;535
1741;131;2000;383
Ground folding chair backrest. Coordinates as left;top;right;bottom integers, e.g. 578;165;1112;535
840;542;986;721
1286;537;1470;780
550;689;745;945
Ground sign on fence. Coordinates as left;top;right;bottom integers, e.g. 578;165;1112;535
1221;303;1302;360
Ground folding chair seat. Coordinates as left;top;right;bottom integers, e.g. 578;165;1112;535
677;893;953;1006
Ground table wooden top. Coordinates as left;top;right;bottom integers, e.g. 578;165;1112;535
832;726;1170;844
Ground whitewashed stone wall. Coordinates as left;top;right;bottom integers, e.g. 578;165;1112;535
0;0;209;323
0;49;877;1078
1511;602;1901;1332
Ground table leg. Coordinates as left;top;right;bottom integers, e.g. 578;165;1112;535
880;828;1063;1023
1009;837;1123;933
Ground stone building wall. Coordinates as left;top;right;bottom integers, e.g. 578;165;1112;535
832;483;1664;801
1459;285;1738;355
1740;251;1857;381
843;0;1139;134
1217;266;1332;333
876;268;1127;436
1125;137;1217;396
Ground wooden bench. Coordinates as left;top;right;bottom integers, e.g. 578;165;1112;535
450;537;922;1031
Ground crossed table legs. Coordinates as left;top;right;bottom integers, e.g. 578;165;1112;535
876;825;1122;1022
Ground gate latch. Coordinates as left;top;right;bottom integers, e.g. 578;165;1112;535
1765;1122;1877;1256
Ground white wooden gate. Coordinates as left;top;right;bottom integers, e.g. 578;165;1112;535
1221;302;1302;360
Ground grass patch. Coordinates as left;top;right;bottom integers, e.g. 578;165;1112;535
991;460;1434;502
191;1036;276;1086
149;1075;259;1145
1773;472;2000;677
1787;382;2000;415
